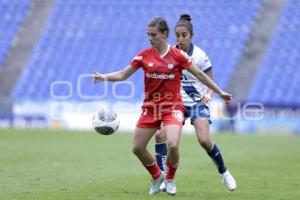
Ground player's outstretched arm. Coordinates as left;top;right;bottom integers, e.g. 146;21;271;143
187;64;232;102
201;70;214;104
93;65;137;83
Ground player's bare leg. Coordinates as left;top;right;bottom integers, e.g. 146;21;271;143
193;119;213;150
132;128;157;165
194;119;236;191
163;124;182;195
132;128;164;194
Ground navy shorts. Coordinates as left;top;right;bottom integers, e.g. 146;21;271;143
184;102;212;124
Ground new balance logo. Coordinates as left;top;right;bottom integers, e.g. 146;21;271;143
133;56;142;61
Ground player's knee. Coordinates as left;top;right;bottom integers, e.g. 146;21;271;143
198;138;211;150
132;145;143;156
167;142;178;153
155;130;166;143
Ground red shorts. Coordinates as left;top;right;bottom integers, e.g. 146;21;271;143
136;108;184;129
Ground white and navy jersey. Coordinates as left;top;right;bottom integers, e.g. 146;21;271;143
180;44;212;107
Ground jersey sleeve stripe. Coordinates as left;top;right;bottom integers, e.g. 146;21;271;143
203;66;212;73
182;85;202;102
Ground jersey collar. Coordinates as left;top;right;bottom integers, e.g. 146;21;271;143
187;43;194;56
175;43;194;56
160;45;170;58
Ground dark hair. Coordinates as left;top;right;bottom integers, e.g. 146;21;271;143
175;14;193;36
148;17;169;37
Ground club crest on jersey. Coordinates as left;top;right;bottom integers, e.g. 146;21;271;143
133;56;142;61
167;63;174;69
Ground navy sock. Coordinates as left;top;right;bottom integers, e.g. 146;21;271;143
207;144;227;174
155;143;167;172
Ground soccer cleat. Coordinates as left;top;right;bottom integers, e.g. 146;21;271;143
159;181;166;192
165;180;176;195
149;172;165;195
221;170;237;191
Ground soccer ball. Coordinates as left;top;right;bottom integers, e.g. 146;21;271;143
92;108;120;135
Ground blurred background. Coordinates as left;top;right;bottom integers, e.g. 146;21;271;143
0;0;299;134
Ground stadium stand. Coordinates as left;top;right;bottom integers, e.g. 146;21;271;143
247;0;300;106
0;0;31;68
11;0;262;102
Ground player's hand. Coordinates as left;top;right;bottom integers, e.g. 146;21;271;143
93;71;105;83
219;91;232;102
201;94;212;104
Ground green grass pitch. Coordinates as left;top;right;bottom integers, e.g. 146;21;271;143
0;129;299;200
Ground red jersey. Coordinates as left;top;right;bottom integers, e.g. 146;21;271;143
131;45;191;113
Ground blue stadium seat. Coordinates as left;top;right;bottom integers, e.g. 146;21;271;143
0;0;31;68
247;0;300;106
11;0;262;102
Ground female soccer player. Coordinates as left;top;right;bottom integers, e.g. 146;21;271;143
93;16;232;196
155;14;237;191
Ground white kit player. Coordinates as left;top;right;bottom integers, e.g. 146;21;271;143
155;14;237;192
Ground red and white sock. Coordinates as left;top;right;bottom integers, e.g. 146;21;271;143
144;161;162;180
166;161;179;180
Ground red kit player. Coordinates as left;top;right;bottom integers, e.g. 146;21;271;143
93;16;232;196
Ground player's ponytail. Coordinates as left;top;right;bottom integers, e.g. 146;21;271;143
180;14;192;22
